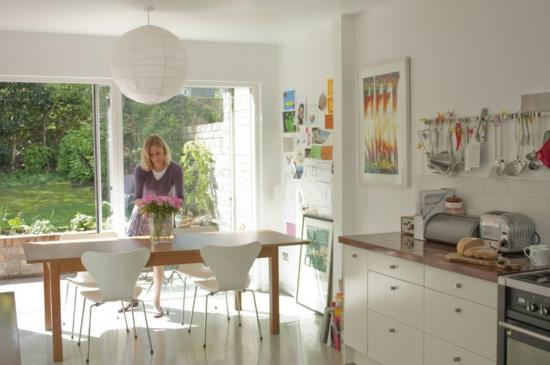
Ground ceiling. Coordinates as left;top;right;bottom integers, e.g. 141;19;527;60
0;0;395;44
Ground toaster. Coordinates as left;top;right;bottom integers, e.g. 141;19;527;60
480;211;539;253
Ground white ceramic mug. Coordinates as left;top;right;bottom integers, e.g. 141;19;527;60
524;245;550;267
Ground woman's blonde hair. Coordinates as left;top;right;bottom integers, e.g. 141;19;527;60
140;134;172;171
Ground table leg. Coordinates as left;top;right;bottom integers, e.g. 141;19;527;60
234;291;242;311
49;262;63;362
268;247;280;334
43;263;51;331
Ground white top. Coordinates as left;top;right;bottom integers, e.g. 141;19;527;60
152;167;168;180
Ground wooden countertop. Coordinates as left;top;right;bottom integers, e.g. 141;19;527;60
339;232;536;282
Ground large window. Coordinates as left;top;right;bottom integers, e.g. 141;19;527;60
122;86;255;231
0;82;111;235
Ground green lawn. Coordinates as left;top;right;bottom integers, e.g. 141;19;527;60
0;181;96;228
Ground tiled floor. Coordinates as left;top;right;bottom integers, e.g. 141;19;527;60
1;274;342;365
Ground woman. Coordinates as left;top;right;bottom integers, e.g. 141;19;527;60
126;134;184;318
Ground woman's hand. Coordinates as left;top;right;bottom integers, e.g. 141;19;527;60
135;199;145;209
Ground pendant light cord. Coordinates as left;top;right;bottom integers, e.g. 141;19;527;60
145;6;154;25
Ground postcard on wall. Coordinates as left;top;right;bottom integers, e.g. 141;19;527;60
327;78;333;98
295;96;307;127
283;90;296;111
283;111;296;133
306;104;323;128
324;114;333;129
358;57;410;188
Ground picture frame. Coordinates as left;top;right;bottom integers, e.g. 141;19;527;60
358;57;410;187
296;215;333;314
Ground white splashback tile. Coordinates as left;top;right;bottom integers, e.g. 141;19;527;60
420;175;550;243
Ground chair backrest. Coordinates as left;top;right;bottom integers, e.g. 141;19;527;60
60;231;119;241
200;241;261;292
81;248;150;302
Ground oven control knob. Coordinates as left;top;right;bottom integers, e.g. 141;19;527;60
540;306;549;316
527;302;538;312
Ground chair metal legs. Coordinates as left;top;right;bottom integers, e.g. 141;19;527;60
139;300;154;354
86;303;98;363
121;301;129;332
70;285;78;339
181;276;187;325
246;289;263;340
225;292;230;321
77;298;87;346
188;286;198;332
203;293;211;348
130;303;137;339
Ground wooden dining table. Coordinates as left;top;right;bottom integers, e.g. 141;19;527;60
23;229;308;363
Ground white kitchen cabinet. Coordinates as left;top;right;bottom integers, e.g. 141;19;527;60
425;266;497;308
368;310;423;365
424;288;497;361
343;245;368;355
368;271;423;330
367;251;424;285
424;334;495;365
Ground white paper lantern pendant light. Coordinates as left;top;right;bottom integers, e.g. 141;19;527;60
110;6;188;105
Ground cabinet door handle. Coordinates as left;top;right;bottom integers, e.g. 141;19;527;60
389;264;398;269
452;356;461;362
454;283;462;289
388;328;396;333
352;254;358;258
454;308;462;313
390;286;398;291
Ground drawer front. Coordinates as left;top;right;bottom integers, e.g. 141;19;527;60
425;266;497;308
368;251;423;285
343;245;368;354
425;334;494;365
425;289;497;360
368;271;423;330
368;310;423;365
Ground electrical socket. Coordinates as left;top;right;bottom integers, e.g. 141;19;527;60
282;251;289;261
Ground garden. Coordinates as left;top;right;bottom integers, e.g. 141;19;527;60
0;82;221;236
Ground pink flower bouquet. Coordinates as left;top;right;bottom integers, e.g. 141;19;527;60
140;195;183;216
140;195;183;243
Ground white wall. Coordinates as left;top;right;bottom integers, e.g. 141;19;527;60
278;23;334;294
0;30;281;231
347;0;550;241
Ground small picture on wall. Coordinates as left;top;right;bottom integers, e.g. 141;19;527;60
283;111;296;133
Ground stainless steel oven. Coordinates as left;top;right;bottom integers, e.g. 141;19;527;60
498;270;550;365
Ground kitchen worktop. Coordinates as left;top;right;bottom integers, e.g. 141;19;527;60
339;232;535;282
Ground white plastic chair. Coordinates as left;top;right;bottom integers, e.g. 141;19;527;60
188;241;263;348
167;263;232;325
60;231;119;339
77;248;153;363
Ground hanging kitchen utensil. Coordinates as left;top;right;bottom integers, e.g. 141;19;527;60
489;116;501;178
525;114;543;170
506;117;527;176
496;114;507;176
537;137;550;169
464;118;481;171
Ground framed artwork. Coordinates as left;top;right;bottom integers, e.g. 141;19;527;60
296;215;333;314
358;57;410;187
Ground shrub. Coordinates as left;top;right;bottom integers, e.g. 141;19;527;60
28;218;55;234
22;144;53;173
70;213;95;231
57;124;94;185
7;214;29;234
180;141;217;217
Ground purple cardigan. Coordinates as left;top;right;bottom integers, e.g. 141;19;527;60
135;161;184;200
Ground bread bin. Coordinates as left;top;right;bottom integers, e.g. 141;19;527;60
424;213;480;246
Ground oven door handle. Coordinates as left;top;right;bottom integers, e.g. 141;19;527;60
498;321;550;344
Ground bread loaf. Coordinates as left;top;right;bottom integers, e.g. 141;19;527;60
463;246;498;260
457;237;485;255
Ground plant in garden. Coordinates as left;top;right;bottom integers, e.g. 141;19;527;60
7;214;29;234
70;213;95;231
22;145;54;173
180;141;217;217
28;219;55;234
57;124;94;185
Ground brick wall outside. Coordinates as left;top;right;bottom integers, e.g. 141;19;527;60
0;233;59;279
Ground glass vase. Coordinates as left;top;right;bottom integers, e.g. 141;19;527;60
149;213;174;244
